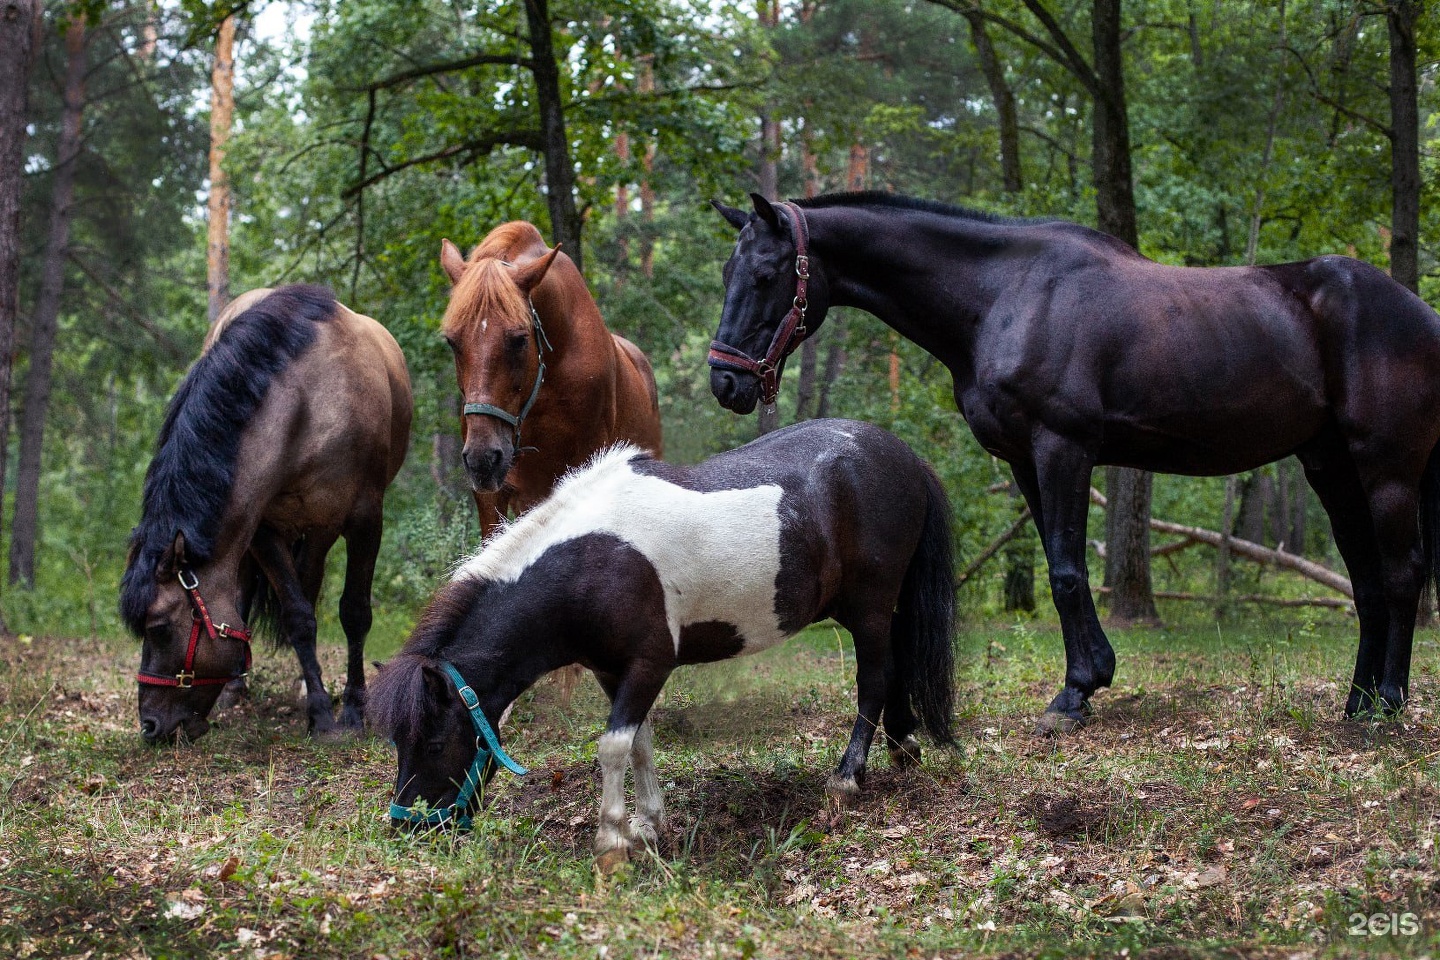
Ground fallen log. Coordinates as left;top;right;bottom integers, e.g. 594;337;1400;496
955;507;1032;588
1093;586;1353;611
1088;487;1353;599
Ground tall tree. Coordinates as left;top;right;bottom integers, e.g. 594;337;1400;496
1385;0;1420;292
10;14;88;588
206;13;235;323
525;0;584;272
964;10;1021;193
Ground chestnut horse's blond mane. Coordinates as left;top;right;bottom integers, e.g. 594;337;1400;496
442;222;544;332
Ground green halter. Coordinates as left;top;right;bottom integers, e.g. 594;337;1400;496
462;298;553;447
388;660;527;831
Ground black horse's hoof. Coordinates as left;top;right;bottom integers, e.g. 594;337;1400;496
1035;710;1086;736
1345;688;1406;721
888;735;922;769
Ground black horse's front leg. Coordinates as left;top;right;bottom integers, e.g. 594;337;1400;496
1016;439;1113;734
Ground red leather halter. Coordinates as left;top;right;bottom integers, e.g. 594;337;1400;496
136;569;252;689
708;200;812;406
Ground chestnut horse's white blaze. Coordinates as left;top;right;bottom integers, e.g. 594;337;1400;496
452;446;787;655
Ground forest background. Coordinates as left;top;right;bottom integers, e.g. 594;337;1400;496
1;0;1436;647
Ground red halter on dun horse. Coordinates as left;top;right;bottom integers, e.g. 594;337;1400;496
439;222;663;536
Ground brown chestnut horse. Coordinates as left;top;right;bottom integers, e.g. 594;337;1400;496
121;285;412;743
439;222;662;536
710;191;1440;731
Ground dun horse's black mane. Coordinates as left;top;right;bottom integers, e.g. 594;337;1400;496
119;284;336;636
369;577;491;747
793;190;1058;226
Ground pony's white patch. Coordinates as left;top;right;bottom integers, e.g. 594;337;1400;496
453;446;786;654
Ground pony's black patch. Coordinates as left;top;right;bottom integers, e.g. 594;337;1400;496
792;190;1056;226
678;621;744;664
119;285;336;636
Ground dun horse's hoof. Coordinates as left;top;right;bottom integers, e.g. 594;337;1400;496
888;735;923;769
595;845;632;875
825;774;861;807
1035;710;1085;736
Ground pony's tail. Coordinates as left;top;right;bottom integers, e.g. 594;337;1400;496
893;461;957;746
1422;446;1440;617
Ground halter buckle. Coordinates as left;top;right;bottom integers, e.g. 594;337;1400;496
177;569;199;591
795;255;810;279
175;670;194;689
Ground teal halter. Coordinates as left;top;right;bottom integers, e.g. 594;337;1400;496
388;660;527;830
462;296;552;448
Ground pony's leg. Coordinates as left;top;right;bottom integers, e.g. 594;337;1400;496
592;667;668;863
337;503;383;731
1023;437;1108;733
628;719;666;846
1299;449;1389;715
829;611;891;803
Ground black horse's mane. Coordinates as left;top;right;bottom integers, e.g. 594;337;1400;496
793;190;1057;226
369;577;489;747
118;284;336;636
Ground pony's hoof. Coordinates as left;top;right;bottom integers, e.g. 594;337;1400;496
825;774;861;807
625;816;660;849
214;680;248;713
888;735;922;769
594;845;632;874
1035;710;1085;736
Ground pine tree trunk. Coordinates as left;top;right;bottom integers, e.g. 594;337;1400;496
1002;479;1036;612
965;11;1021;193
0;0;40;621
9;16;86;587
1387;0;1419;293
207;15;235;324
1103;465;1160;623
525;0;583;273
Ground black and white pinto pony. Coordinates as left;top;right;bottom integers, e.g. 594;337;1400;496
369;419;956;861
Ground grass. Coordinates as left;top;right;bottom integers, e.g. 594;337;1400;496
3;611;1440;958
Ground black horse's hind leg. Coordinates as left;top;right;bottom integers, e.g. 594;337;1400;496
1354;464;1425;714
830;611;891;802
882;632;921;768
338;503;383;731
1299;449;1390;716
1015;438;1111;733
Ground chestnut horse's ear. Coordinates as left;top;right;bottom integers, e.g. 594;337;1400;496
711;199;749;231
440;238;468;285
157;530;187;580
750;193;780;230
511;245;561;295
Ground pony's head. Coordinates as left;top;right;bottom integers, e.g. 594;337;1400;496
439;239;561;492
709;194;830;413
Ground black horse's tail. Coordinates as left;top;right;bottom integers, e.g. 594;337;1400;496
1422;446;1440;612
893;461;957;745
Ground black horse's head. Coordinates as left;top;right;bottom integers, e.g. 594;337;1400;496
710;194;829;414
369;654;503;832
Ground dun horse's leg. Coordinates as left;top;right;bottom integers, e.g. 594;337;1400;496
1024;439;1109;733
249;529;334;735
829;612;891;803
1299;451;1389;715
337;505;383;731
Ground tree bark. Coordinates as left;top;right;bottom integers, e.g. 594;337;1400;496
1103;465;1160;623
524;0;583;273
1003;478;1036;611
10;15;86;588
0;0;40;619
815;314;846;419
207;15;235;323
754;0;781;437
1386;0;1419;292
964;11;1022;193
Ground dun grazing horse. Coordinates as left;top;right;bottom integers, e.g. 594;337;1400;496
709;192;1440;731
370;419;955;862
439;222;662;535
121;285;412;743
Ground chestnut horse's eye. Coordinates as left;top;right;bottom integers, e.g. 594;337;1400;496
506;331;530;354
441;334;457;351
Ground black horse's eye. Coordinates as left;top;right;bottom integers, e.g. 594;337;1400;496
425;740;445;757
752;268;776;286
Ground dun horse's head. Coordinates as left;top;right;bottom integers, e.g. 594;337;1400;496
123;531;250;745
710;194;830;414
439;240;561;493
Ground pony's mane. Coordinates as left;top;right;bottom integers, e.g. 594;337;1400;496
119;285;336;636
452;444;647;585
368;576;489;747
794;190;1057;226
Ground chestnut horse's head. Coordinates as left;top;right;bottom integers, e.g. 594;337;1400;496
440;239;561;492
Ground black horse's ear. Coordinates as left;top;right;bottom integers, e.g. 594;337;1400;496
710;199;749;231
750;193;780;229
422;663;453;705
157;531;187;580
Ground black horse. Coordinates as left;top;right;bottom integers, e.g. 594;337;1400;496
709;191;1440;731
369;419;955;862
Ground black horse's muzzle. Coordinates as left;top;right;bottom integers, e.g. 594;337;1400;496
710;368;760;415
